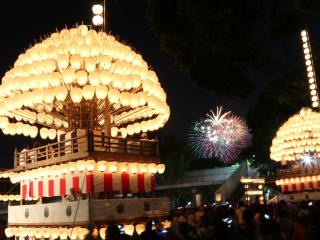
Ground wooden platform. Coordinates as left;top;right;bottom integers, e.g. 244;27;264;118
14;132;160;171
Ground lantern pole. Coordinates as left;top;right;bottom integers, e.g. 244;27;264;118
300;29;320;110
92;1;106;32
103;0;107;32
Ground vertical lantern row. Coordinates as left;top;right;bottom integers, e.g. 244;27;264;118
301;30;320;108
92;2;104;28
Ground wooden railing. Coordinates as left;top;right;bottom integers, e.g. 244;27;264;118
14;135;88;168
277;167;320;178
14;132;159;168
92;133;159;157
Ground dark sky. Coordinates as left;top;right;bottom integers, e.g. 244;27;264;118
0;0;308;167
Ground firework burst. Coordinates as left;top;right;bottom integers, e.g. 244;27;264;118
189;107;251;163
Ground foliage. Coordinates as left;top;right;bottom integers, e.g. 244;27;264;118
147;0;306;97
158;135;191;183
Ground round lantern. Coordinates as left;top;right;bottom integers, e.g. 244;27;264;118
62;69;75;84
77;160;86;172
40;127;49;139
135;224;145;235
119;162;128;173
34;228;43;239
108;88;120;103
138;163;148;173
89;72;100;86
82;85;95;100
26;227;35;237
70;87;83;103
43;228;51;239
86;159;96;172
156;164;166;174
108;161;118;173
76;70;88;86
124;225;135;236
95;85;108;99
5;227;13;238
111;127;118;137
50;228;59;239
120;128;127;138
55;86;68;101
129;163;138;174
29;126;38;138
68;162;77;173
58;228;69;240
97;161;107;172
48;129;57;140
99;227;107;240
147;163;157;174
0;117;9;129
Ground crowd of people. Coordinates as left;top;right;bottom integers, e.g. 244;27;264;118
84;200;320;240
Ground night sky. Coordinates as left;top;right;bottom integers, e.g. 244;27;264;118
0;1;314;167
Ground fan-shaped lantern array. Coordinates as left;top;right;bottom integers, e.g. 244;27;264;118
270;108;320;162
0;25;170;139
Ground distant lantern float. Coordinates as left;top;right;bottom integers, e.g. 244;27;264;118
0;25;170;139
270;108;320;162
189;106;251;163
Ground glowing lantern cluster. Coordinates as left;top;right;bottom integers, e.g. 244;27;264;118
270;108;320;162
301;30;319;108
275;175;320;185
97;222;172;239
0;25;170;138
0;194;21;202
9;160;165;183
5;227;88;239
0;171;13;179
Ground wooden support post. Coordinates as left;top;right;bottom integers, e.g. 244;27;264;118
104;99;111;136
14;148;17;168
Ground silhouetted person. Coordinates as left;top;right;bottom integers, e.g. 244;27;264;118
106;225;133;240
84;223;101;240
140;220;162;240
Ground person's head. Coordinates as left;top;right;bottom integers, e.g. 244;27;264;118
87;222;96;234
274;202;289;218
260;219;282;238
178;222;190;237
238;201;245;208
145;220;153;231
243;208;254;226
106;225;121;239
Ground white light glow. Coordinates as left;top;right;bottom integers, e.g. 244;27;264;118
92;4;103;15
303;154;314;166
92;15;103;26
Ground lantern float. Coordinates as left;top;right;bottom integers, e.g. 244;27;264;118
3;2;170;238
270;29;320;202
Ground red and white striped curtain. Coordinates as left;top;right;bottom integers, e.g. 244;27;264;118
21;172;155;199
281;180;320;192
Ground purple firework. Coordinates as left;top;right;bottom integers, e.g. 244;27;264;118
189;107;251;163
